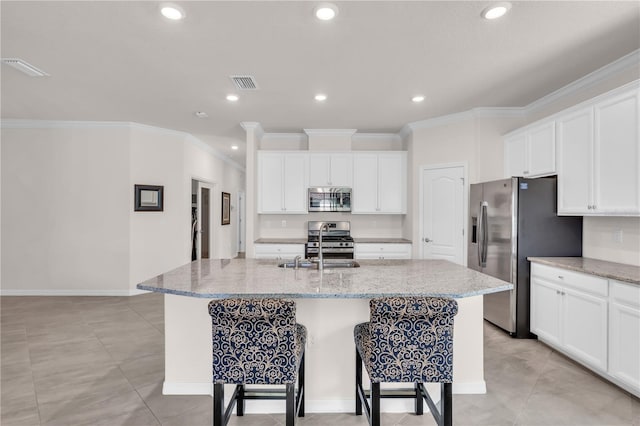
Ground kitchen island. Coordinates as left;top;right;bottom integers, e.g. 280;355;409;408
138;258;512;413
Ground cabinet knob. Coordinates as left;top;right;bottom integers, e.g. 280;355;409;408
558;275;564;279
524;171;529;175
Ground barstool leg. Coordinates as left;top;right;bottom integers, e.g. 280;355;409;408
355;350;363;415
414;382;423;415
441;383;452;426
213;383;225;426
236;385;245;416
298;352;305;417
285;383;295;426
371;382;380;426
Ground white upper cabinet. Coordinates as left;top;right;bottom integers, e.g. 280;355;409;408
257;152;308;214
352;152;406;214
557;107;593;214
593;90;640;215
308;153;353;187
504;121;555;178
557;83;639;216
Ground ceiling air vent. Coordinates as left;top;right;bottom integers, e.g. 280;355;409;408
230;75;258;90
1;58;49;77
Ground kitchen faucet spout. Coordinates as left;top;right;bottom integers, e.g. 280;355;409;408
318;222;329;271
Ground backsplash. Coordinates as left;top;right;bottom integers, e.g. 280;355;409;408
258;213;406;239
583;216;640;266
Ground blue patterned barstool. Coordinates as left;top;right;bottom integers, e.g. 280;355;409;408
354;297;458;426
208;298;306;426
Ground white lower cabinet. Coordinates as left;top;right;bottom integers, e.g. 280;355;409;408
355;243;411;260
609;280;640;392
530;263;608;372
531;263;640;397
254;244;304;260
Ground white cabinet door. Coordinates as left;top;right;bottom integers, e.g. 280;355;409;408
258;153;285;213
528;121;555;177
504;132;527;178
353;152;406;214
594;90;640;215
609;281;640;392
504;124;555;178
352;154;379;213
258;152;308;214
378;153;406;213
530;277;563;347
283;153;308;213
309;153;353;187
557;107;594;215
308;154;331;187
329;153;353;187
562;286;608;372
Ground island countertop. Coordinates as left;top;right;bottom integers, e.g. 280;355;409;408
137;258;512;299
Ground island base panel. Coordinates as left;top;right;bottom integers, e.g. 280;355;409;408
162;294;486;413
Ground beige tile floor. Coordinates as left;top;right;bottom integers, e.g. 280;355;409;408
1;292;638;426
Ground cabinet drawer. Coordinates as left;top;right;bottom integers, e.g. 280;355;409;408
611;280;640;308
356;243;410;254
254;244;304;259
531;263;608;297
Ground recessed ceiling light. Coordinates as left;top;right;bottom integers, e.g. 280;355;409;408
160;4;185;20
412;95;425;103
226;94;239;102
315;94;327;101
314;3;339;21
481;2;511;20
194;111;208;118
231;145;239;150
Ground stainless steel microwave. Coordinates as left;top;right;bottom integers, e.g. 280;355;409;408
308;187;351;212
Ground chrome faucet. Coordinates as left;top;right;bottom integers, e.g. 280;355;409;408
317;222;329;271
293;255;302;270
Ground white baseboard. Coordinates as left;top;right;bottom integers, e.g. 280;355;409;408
453;380;486;394
162;380;487;413
0;288;149;296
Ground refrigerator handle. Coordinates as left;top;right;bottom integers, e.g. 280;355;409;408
479;201;488;267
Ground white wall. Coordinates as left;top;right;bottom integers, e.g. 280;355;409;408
1;122;245;295
1;125;131;294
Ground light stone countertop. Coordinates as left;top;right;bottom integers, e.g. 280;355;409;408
528;257;640;285
254;238;307;244
137;258;512;299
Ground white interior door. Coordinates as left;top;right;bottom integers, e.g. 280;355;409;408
420;165;465;264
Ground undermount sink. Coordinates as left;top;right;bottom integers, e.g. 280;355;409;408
278;260;360;269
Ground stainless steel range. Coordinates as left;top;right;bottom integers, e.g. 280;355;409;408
305;221;354;260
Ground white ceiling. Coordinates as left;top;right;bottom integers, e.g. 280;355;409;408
2;1;639;166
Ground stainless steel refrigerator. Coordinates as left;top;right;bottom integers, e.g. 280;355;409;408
468;176;582;338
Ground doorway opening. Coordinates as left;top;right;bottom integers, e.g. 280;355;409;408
191;179;214;260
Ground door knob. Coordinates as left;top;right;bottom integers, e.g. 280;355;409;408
424;237;432;243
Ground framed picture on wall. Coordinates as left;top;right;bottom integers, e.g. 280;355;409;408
221;192;231;225
134;184;164;211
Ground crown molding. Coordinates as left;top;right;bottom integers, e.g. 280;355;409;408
0;119;245;172
526;49;640;115
303;128;357;136
401;49;639;136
